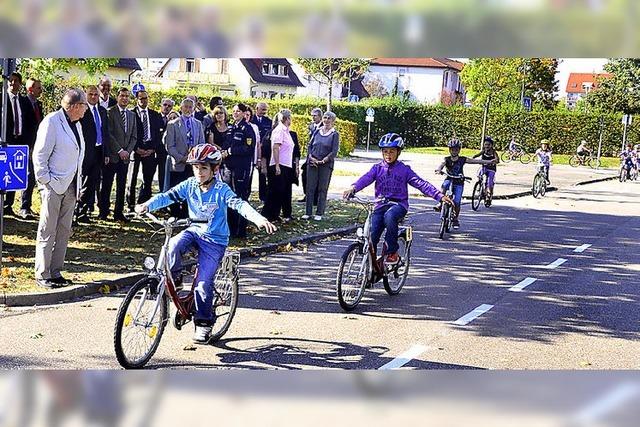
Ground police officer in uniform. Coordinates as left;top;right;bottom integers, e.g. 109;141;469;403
223;103;256;238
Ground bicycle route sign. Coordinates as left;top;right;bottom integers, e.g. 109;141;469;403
0;145;29;192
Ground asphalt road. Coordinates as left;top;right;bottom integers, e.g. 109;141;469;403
1;178;639;370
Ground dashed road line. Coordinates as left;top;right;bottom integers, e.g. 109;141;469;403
378;344;429;370
544;258;568;269
453;304;494;326
573;244;592;253
509;277;538;292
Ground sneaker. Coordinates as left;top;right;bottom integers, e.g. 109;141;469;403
313;215;322;221
36;279;63;289
50;276;73;286
301;214;310;220
385;253;400;266
452;218;460;229
193;325;212;343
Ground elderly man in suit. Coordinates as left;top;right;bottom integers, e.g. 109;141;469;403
76;85;109;224
164;97;204;218
32;88;87;288
99;87;137;223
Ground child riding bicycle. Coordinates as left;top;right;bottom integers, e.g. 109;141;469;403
472;136;500;206
434;138;497;229
620;143;636;178
535;139;552;184
343;133;453;267
135;143;277;343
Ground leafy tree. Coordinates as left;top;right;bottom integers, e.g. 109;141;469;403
17;58;119;85
297;58;370;110
362;73;388;98
524;58;559;110
460;58;522;109
585;58;640;114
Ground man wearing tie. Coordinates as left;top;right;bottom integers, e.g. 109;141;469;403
252;102;272;203
157;98;174;192
100;87;137;223
76;85;109;224
33;89;86;288
1;72;37;217
127;90;163;209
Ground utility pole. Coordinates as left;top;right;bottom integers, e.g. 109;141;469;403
480;95;490;149
596;116;604;170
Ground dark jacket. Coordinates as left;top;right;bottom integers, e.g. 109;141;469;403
80;103;109;172
131;107;163;152
0;94;37;146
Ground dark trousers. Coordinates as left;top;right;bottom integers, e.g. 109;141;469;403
77;154;102;218
258;170;268;202
168;168;192;219
156;152;167;193
100;161;128;218
127;154;157;210
20;160;36;211
224;166;251;238
300;161;318;205
370;204;407;255
262;165;293;221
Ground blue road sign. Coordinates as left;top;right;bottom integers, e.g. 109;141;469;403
523;96;532;112
0;145;29;192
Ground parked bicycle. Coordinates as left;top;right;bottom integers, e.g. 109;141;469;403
501;148;532;164
532;165;548;198
471;166;491;211
438;171;470;238
113;212;239;369
569;153;601;169
336;196;413;311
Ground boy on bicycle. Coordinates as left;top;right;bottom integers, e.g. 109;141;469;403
620;143;636;178
434;138;497;229
576;140;591;160
472;136;500;206
342;133;452;267
508;136;522;155
535;139;552;184
135;144;277;343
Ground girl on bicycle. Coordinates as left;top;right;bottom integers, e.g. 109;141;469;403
135;144;277;343
434;138;497;229
342;133;453;267
472;136;500;206
535;139;552;184
620;143;636;178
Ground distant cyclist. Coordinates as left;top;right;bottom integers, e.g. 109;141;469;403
620;143;636;178
535;139;553;185
472;136;500;206
576;140;591;162
343;133;453;267
434;138;497;229
508;136;523;154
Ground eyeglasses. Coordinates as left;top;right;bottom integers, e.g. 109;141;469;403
162;103;172;107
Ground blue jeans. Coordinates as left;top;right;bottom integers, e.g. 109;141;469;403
442;179;464;206
370;204;407;255
167;230;226;325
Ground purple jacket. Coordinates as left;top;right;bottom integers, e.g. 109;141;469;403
352;160;444;210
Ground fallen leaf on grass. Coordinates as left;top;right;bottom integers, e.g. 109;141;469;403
269;330;283;336
30;333;44;339
99;285;111;294
183;345;197;351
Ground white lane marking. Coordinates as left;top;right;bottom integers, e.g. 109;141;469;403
544;258;568;269
509;277;538;292
452;304;494;326
574;244;592;253
570;382;640;425
378;344;429;370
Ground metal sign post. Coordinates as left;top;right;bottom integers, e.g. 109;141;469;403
1;58;17;270
365;108;375;152
621;114;632;152
596;117;604;170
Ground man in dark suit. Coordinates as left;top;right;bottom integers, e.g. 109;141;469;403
157;98;174;192
252;102;272;203
17;78;44;219
99;87;137;222
0;72;37;217
98;76;117;110
127;90;163;209
76;85;109;224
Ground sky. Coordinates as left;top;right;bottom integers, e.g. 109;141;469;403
556;58;608;98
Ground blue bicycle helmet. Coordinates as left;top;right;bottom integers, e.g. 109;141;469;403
447;138;461;148
484;136;494;144
378;133;405;150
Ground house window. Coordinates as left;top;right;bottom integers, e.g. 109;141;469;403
398;67;407;77
278;65;288;76
262;64;269;74
443;71;449;87
186;58;196;73
218;59;228;74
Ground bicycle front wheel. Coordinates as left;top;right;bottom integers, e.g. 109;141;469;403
532;175;542;198
383;237;410;295
336;242;369;311
520;153;532;164
619;168;626;182
209;253;240;342
114;277;168;369
471;181;482;211
439;205;449;239
589;157;601;169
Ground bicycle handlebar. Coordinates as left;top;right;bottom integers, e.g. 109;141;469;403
345;195;398;206
128;211;209;228
436;171;472;181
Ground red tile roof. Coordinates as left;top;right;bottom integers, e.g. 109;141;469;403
566;72;612;94
371;58;464;72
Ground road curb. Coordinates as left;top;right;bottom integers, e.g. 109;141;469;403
1;226;358;307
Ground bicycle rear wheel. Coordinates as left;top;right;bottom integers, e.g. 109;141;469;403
383;237;410;295
209;252;240;342
471;181;482;211
500;151;514;163
519;153;532;164
114;277;167;369
569;155;580;167
336;242;369;311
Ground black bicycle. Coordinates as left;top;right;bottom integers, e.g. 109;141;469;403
436;171;470;238
532;165;548;198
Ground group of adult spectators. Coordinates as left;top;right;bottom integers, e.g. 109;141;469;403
1;74;341;288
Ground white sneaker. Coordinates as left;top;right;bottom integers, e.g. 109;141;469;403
301;214;310;220
193;325;212;343
313;215;322;221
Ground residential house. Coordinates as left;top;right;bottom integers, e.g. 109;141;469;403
565;72;611;109
366;58;465;105
67;58;141;85
152;58;304;98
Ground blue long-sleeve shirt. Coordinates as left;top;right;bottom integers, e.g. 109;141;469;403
352;160;444;210
145;177;264;246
